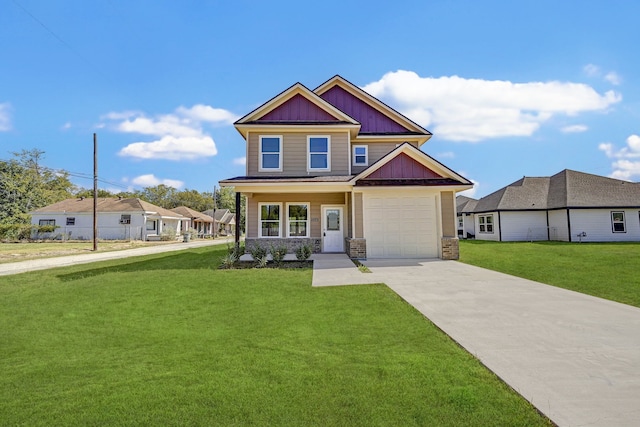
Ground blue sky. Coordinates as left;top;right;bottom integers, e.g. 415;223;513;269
1;0;639;198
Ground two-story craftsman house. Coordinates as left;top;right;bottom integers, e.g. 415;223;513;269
220;75;472;259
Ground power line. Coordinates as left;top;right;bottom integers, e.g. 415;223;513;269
11;0;105;78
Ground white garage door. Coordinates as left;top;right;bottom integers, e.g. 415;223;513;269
364;191;438;258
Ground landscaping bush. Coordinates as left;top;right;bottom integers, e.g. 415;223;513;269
160;228;177;241
295;244;313;261
270;243;288;266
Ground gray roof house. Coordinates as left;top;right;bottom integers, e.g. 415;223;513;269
471;169;640;242
202;208;236;236
456;195;478;238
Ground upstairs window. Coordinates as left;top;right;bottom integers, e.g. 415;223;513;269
259;136;282;171
611;211;626;233
259;203;281;237
478;215;493;233
308;136;330;171
352;145;368;166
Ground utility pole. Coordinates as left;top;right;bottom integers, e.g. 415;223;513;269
93;133;98;251
212;185;217;239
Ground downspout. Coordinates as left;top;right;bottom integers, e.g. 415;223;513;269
546;210;550;241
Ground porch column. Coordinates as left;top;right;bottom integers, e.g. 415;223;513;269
235;192;241;249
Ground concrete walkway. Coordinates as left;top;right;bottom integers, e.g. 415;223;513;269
0;238;233;276
312;255;640;427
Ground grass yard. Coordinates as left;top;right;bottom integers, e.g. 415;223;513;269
0;246;551;426
460;240;640;307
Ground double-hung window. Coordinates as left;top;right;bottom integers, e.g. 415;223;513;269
352;145;368;166
66;217;75;226
287;203;309;237
39;219;55;226
478;215;493;233
259;203;281;237
611;211;626;233
308;136;330;171
259;136;282;171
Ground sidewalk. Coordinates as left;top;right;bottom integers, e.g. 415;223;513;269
0;237;233;276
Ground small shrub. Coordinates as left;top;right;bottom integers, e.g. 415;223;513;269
249;243;267;261
256;254;269;269
160;228;177;241
270;244;288;265
295;244;313;261
220;252;238;269
188;228;198;239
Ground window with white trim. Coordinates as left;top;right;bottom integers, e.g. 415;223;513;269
119;214;131;224
39;219;55;226
352;145;368;166
259;136;282;171
287;203;309;237
146;220;156;231
259;203;281;237
478;214;494;233
308;136;330;171
611;211;626;233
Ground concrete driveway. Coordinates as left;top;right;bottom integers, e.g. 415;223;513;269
313;255;640;427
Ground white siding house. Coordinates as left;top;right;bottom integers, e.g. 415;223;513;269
30;197;185;241
471;170;640;242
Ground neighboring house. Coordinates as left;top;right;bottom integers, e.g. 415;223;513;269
202;209;237;236
456;195;478;238
472;169;640;242
220;75;472;259
171;206;214;236
30;197;185;241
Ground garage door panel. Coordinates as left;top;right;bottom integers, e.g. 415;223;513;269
363;192;438;259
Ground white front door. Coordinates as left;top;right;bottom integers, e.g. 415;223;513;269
322;206;344;252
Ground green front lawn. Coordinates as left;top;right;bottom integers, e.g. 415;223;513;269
460;240;640;307
0;247;550;426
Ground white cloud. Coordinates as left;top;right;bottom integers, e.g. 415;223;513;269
131;174;184;189
175;104;238;124
119;135;217;161
583;64;622;86
599;135;640;180
458;179;479;198
363;70;621;142
604;72;622;86
561;124;588;133
436;151;455;159
105;104;236;161
233;157;247;166
583;64;600;77
0;102;12;131
61;122;72;130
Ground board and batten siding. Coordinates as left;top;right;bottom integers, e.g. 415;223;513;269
547;209;569;241
569;209;640;242
351;142;418;174
246;193;346;238
499;211;548;241
247;132;349;176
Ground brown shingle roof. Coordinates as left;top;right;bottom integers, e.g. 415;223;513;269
30;198;185;219
171;206;213;222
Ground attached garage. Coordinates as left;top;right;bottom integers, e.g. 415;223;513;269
363;190;439;258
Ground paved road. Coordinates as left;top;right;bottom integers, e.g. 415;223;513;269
0;238;233;276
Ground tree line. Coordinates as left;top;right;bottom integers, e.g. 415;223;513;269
0;149;242;228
